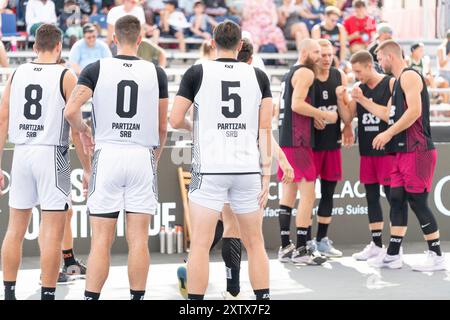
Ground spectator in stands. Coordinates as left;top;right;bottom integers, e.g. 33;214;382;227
137;38;167;67
179;0;196;16
297;0;323;31
367;22;392;63
59;0;83;48
241;30;267;74
141;0;163;40
189;1;217;40
278;0;309;51
343;0;376;53
204;0;239;25
106;0;146;47
311;5;347;66
437;30;450;84
68;23;111;75
407;42;449;105
25;0;58;36
78;0;95;16
195;39;216;64
159;0;189;52
242;0;287;54
92;0;115;14
0;41;8;67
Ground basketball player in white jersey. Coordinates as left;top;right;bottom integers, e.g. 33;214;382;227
170;21;273;300
64;15;169;300
0;24;82;300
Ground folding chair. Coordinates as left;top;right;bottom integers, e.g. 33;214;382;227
177;167;192;252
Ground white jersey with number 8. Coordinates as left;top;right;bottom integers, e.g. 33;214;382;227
9;62;69;146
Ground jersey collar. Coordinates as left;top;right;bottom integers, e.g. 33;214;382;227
114;55;141;60
215;58;239;63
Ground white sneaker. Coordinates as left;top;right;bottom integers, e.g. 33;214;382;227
221;291;244;300
411;251;447;272
367;248;403;269
278;242;295;263
353;242;385;261
316;237;343;258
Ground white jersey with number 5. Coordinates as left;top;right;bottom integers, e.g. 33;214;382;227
193;60;264;174
91;57;160;148
9;62;69;146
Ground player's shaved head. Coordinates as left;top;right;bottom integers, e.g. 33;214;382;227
298;39;321;69
115;15;141;46
299;38;320;53
376;39;403;58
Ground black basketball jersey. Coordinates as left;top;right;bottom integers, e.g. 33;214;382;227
313;67;342;151
320;24;341;57
279;65;315;148
357;75;392;156
385;68;434;153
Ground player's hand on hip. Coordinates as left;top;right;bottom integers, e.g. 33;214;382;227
314;118;326;130
372;131;392;150
342;124;355;147
258;175;271;209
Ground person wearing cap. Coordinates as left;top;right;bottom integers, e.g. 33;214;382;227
159;0;189;52
437;30;450;84
189;1;217;40
68;23;112;75
367;22;393;63
408;42;449;105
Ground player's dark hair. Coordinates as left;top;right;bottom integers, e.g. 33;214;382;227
213;20;241;51
115;15;141;46
35;24;63;52
350;50;374;65
237;38;253;63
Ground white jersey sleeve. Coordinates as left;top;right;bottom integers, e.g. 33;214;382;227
8;63;70;146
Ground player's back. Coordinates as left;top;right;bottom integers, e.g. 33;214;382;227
91;56;160;149
9;62;69;147
192;59;266;174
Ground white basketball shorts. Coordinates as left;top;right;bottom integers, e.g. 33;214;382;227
9;144;71;211
188;173;261;214
87;143;157;215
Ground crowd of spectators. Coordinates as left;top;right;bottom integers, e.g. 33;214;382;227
0;0;449;103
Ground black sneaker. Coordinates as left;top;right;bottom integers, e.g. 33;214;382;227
62;259;87;276
40;272;75;285
57;272;75;284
